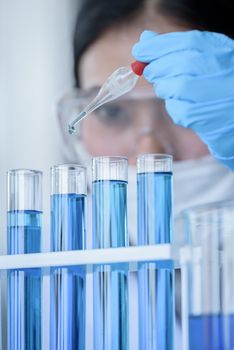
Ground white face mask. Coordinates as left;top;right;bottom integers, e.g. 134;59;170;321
61;125;234;244
128;156;234;245
173;155;234;243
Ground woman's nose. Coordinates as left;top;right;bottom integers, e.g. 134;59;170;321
136;131;165;155
128;131;165;164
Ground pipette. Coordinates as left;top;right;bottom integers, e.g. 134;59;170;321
68;61;147;134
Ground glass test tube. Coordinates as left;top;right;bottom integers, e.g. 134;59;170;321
137;154;174;350
183;202;234;350
92;156;129;350
50;164;86;349
7;169;42;350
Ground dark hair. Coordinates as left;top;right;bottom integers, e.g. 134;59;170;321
73;0;145;86
157;0;234;38
74;0;234;86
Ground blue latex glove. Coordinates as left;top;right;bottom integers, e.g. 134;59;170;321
132;30;234;170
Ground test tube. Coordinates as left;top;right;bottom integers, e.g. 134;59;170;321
7;169;42;350
92;156;129;350
50;164;86;349
182;202;234;350
137;154;174;350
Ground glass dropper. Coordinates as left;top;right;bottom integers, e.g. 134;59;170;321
68;61;147;134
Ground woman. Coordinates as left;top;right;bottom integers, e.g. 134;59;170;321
57;0;234;348
59;0;234;241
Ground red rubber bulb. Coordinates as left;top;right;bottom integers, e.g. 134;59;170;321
131;61;148;76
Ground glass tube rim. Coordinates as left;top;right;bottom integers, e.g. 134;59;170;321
7;168;42;176
137;153;173;161
51;163;87;195
92;156;128;181
184;199;234;214
7;168;42;211
51;163;87;172
92;156;128;164
137;153;173;173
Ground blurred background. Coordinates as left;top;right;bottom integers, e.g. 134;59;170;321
0;0;79;252
0;1;79;347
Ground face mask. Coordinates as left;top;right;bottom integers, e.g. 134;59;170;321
128;156;234;245
61;119;234;245
173;155;234;243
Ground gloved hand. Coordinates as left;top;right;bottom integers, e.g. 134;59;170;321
132;30;234;171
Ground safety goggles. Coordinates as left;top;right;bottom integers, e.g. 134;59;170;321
57;87;174;158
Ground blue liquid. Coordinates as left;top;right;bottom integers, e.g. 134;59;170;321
7;210;42;350
189;314;234;350
50;193;86;350
137;172;173;245
92;180;129;350
137;172;174;350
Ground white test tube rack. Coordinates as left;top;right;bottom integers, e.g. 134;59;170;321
0;244;179;270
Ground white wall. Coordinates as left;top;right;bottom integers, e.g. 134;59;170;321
0;1;79;347
0;0;79;249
